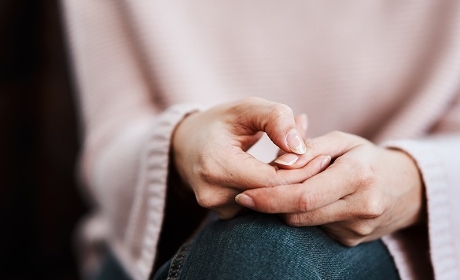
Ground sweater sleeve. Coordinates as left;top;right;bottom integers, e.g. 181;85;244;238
382;92;460;280
62;1;202;279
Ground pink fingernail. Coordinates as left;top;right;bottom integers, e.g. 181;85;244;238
274;153;299;166
235;194;254;207
321;156;332;169
286;129;307;154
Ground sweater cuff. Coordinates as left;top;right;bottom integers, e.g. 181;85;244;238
126;103;204;280
381;137;460;279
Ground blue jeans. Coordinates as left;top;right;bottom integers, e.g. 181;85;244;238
152;211;400;280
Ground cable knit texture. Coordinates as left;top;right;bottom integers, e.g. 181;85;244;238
62;1;460;279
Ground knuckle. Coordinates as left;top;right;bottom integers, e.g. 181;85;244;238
197;169;214;185
351;223;374;237
270;104;293;122
195;193;212;208
297;192;317;212
229;97;262;116
329;130;346;139
341;238;361;247
360;196;384;218
197;167;214;184
263;198;277;213
358;163;376;186
195;156;219;184
329;130;362;144
328;130;350;144
239;96;265;105
304;138;320;152
341;157;376;187
275;103;293;116
195;190;221;209
284;214;303;227
233;97;268;113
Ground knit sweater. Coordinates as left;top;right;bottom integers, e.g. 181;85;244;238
62;1;460;279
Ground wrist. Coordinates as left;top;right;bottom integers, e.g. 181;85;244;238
387;148;427;227
167;148;198;204
171;110;201;192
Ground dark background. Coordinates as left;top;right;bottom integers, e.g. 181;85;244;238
0;1;87;279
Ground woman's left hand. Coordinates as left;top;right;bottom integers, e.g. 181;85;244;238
235;131;425;246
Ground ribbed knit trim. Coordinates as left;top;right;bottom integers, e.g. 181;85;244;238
382;139;459;280
123;103;204;280
381;234;416;280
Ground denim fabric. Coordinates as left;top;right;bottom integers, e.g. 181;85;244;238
153;211;400;280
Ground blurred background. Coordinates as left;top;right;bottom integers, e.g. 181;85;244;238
0;1;87;279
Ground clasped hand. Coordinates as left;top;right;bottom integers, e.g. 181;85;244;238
172;98;424;246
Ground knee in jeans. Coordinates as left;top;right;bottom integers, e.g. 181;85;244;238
158;211;399;280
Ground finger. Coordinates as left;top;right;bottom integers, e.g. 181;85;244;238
320;221;374;247
235;162;357;213
273;152;302;167
319;224;363;247
239;131;264;151
281;186;384;227
214;204;245;220
295;113;308;141
275;114;308;158
274;131;366;169
281;199;350;226
195;186;244;219
232;97;306;155
227;154;331;191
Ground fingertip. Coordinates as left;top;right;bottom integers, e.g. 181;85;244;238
235;193;255;208
286;129;307;154
274;153;299;166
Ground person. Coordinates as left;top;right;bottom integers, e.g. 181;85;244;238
62;1;460;279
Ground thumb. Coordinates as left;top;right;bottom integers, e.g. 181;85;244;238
235;97;307;155
276;114;308;157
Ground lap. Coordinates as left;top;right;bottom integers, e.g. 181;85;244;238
153;211;400;280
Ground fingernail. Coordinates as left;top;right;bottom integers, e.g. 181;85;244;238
321;155;331;169
235;194;254;207
286;129;307;154
300;114;308;131
274;153;299;166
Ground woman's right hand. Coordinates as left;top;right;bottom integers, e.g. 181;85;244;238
172;97;331;219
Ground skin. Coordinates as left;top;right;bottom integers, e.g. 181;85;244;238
236;131;425;246
172;97;425;246
172;97;329;219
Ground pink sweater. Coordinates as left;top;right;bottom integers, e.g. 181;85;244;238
62;1;460;279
